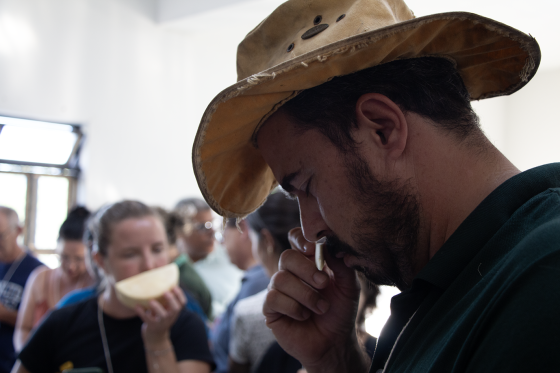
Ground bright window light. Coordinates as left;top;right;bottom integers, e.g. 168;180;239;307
34;176;69;250
0;116;78;165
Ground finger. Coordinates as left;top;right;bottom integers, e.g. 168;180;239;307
163;291;181;313
135;305;150;323
172;286;187;306
271;270;330;315
323;248;360;294
288;228;316;256
148;299;169;319
263;288;311;323
278;249;329;289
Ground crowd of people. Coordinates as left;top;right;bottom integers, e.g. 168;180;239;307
0;192;381;373
3;0;559;372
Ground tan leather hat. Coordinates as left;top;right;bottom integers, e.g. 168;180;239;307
192;0;540;219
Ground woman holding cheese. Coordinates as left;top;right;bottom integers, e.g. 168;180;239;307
14;200;214;373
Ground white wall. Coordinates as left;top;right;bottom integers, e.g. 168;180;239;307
0;0;204;209
473;67;560;171
0;0;558;213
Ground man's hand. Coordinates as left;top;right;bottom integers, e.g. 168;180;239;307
263;228;370;373
0;302;18;326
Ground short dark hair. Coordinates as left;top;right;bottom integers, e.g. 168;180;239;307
279;57;481;152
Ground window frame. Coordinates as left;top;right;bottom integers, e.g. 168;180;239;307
0;115;83;255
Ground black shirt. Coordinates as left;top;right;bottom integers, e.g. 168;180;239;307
370;163;560;373
257;335;377;373
19;297;215;373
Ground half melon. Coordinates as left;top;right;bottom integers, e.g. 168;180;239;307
115;263;179;309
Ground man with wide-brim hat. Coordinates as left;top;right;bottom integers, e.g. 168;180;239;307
192;0;560;372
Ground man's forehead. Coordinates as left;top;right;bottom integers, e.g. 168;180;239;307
257;111;305;179
256;110;300;147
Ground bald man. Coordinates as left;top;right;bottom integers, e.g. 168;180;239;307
0;207;43;373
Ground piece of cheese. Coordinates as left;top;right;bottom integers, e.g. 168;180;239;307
315;241;325;271
115;263;179;309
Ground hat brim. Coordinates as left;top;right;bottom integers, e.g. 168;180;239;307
193;11;540;218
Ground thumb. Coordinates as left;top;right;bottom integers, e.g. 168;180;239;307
324;248;359;294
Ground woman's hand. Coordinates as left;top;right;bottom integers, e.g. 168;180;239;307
136;286;186;346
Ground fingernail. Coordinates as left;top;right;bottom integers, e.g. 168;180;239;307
313;271;328;286
317;299;330;314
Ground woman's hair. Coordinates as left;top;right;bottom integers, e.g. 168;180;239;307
245;192;300;254
92;200;158;256
58;206;91;241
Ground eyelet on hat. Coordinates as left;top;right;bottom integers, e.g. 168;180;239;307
336;14;346;22
286;43;295;52
313;15;322;25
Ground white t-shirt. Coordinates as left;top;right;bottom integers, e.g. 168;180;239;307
229;289;276;370
191;244;243;318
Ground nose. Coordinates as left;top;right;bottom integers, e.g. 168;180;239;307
141;251;157;271
298;195;330;242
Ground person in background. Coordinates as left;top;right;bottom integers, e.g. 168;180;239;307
211;211;271;373
229;192;300;373
56;215;103;308
14;207;94;350
13;200;214;373
173;198;242;318
0;207;43;373
153;206;212;321
256;277;380;373
57;207;210;329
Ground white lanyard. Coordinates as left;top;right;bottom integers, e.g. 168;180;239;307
1;252;26;284
97;297;115;373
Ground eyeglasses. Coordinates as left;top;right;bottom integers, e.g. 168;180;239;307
193;221;214;232
182;221;214;236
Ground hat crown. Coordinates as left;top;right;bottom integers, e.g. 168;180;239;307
237;0;415;81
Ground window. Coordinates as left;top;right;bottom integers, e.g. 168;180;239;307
0;115;83;267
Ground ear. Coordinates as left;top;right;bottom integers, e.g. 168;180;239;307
93;250;106;273
354;93;408;160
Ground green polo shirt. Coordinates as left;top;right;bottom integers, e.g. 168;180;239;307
370;163;560;373
174;253;213;319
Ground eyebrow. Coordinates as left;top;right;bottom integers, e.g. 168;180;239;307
280;170;301;198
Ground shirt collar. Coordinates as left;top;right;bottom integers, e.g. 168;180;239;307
416;163;560;290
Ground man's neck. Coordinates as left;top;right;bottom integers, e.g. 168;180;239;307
0;244;25;263
239;256;258;271
411;127;519;275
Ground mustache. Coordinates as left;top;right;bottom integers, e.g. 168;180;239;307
324;234;362;259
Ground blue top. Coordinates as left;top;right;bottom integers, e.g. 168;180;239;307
0;253;43;373
211;264;270;373
57;286;96;308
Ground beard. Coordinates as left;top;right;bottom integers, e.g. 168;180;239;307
325;151;421;290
